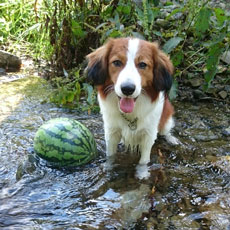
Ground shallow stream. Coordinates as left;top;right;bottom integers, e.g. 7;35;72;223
0;76;230;229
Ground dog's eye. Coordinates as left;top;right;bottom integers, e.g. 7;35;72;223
112;60;123;67
138;62;147;69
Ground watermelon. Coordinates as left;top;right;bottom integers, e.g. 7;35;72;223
34;118;97;166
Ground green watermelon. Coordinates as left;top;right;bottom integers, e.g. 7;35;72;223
34;118;97;166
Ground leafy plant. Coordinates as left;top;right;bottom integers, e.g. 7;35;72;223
1;0;229;109
135;0;160;40
157;0;229;91
49;68;99;112
0;0;51;58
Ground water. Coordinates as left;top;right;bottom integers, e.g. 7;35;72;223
0;76;230;229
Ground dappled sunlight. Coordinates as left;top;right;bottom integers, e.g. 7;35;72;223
0;84;23;123
0;96;21;123
0;76;50;123
0;0;229;228
0;75;230;229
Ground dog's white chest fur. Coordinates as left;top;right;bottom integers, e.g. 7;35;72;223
98;91;165;160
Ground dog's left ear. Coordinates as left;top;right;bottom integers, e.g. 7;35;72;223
152;43;173;93
86;40;113;85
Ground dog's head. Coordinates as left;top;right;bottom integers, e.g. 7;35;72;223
86;38;173;113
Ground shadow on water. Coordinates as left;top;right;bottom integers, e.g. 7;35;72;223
0;75;230;229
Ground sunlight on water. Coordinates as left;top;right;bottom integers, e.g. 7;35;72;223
0;76;230;229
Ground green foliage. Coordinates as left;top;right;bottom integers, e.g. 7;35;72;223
1;0;229;109
204;43;224;90
0;0;52;58
194;7;212;37
135;0;160;40
163;37;183;54
49;68;99;112
161;0;229;91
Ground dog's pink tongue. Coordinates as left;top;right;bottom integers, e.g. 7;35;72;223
120;98;135;113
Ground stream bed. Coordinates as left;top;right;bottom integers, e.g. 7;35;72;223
0;75;230;229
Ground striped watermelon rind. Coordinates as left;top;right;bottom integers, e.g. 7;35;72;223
34;118;97;166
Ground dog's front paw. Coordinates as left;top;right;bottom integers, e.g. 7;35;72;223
135;164;150;180
103;155;115;172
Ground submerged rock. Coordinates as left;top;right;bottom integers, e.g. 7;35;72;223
194;131;219;142
118;184;151;228
16;154;37;180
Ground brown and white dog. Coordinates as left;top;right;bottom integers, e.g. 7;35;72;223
86;37;178;166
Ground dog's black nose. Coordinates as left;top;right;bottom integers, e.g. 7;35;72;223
121;82;136;96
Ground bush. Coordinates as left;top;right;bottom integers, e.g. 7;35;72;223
0;0;52;58
0;0;229;109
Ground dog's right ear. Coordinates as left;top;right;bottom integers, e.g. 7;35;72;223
86;41;112;85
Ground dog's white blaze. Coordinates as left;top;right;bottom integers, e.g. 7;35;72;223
127;38;140;65
114;38;141;98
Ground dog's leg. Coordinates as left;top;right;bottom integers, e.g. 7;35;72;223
159;117;179;145
103;128;121;172
105;128;121;157
136;131;157;179
139;144;153;165
138;131;157;165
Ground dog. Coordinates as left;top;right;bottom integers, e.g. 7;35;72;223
86;37;178;166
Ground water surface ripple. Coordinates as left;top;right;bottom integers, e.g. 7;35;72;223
0;76;230;229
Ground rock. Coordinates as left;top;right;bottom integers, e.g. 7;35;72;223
173;12;184;20
225;85;230;93
97;183;151;229
146;217;158;229
0;74;26;84
16;154;37;180
0;68;6;76
193;89;206;99
219;3;226;9
222;127;230;137
0;50;21;72
221;51;230;65
188;78;203;88
214;156;230;172
194;130;219;142
206;87;217;96
118;184;151;228
158;208;173;220
218;90;228;99
156;19;168;27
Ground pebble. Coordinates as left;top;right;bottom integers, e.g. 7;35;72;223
219;3;226;10
194;131;219;142
146;217;158;230
193;89;206;99
225;85;230;93
221;51;230;64
206;87;217;95
0;68;6;76
156;19;168;27
189;78;203;88
218;90;228;99
222;127;230;137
